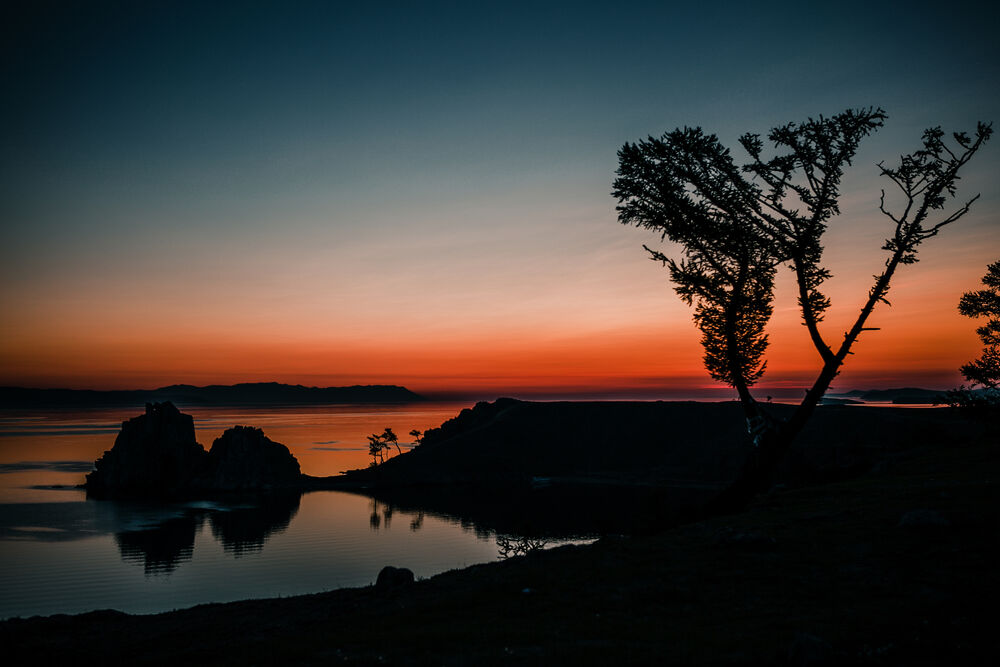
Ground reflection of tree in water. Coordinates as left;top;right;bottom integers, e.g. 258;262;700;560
361;481;711;543
356;492;577;560
208;494;301;557
116;514;203;575
364;497;427;532
368;498;397;531
495;535;548;560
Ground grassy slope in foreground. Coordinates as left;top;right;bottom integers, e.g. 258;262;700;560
3;419;997;665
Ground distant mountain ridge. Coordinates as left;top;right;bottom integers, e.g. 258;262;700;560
0;382;424;408
832;387;947;404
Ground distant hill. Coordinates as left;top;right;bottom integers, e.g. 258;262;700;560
833;387;947;404
0;382;424;408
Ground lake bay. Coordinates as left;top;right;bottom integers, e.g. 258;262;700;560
0;402;588;619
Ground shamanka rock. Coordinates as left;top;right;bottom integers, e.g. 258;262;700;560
86;402;207;498
206;425;301;491
85;402;302;498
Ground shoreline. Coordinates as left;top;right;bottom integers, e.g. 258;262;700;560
79;399;974;500
4;432;997;664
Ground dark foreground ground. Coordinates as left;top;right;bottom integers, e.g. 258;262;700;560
4;425;998;665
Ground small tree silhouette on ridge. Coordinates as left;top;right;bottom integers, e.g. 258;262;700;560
367;427;401;466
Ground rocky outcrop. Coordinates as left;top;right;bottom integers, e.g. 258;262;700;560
86;402;207;498
85;402;302;498
375;566;414;589
206;426;300;491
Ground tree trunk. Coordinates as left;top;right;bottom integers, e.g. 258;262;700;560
706;249;912;515
704;412;787;515
706;360;842;515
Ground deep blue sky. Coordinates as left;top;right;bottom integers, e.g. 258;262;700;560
2;0;998;392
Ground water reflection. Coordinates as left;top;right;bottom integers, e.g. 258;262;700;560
355;487;684;559
112;494;301;574
116;514;201;575
370;502;533;558
368;498;407;532
208;494;300;557
111;489;575;572
357;483;711;541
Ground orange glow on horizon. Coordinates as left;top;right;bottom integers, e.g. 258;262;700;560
1;217;990;397
0;302;980;396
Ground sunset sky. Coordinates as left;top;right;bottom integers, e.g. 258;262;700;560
2;1;998;399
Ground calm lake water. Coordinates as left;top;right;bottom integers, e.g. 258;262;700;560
0;402;589;620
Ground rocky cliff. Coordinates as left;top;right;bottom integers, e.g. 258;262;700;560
206;425;301;491
85;402;301;498
86;402;207;498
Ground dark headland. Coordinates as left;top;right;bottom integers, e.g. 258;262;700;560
4;399;998;664
831;387;950;404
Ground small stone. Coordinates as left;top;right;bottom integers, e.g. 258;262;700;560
375;566;414;589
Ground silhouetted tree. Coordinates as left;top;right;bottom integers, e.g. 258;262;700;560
959;261;1000;389
409;429;424;447
948;261;1000;411
496;534;548;559
367;433;385;466
382;427;401;455
367;427;402;466
614;109;992;510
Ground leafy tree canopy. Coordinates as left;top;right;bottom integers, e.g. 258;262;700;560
958;261;1000;390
